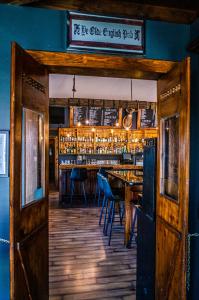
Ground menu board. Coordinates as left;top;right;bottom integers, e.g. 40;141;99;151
103;108;118;126
73;106;119;126
88;107;102;126
73;106;88;125
140;108;156;128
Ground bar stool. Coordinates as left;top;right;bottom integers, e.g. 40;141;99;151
102;176;125;246
127;193;143;248
98;173;107;226
95;168;107;207
95;168;111;207
70;168;88;206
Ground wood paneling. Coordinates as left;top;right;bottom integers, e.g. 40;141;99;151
49;191;136;299
10;42;49;300
2;0;198;24
27;50;177;80
156;58;190;299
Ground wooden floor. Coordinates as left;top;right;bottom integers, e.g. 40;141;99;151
49;191;136;300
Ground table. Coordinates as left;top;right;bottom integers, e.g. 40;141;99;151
107;170;143;247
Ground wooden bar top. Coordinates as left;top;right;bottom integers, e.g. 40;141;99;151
107;170;143;186
59;164;143;170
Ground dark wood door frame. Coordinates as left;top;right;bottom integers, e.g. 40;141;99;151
12;48;190;299
10;43;49;300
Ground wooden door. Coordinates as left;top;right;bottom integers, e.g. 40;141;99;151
156;58;190;299
10;43;49;300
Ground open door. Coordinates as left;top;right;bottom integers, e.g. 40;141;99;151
156;58;190;299
10;43;49;300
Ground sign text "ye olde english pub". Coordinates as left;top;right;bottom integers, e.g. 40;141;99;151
68;12;145;54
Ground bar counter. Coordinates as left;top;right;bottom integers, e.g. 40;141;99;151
59;164;143;170
59;164;143;202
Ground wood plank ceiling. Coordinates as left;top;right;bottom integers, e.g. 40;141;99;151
0;0;199;24
27;50;177;79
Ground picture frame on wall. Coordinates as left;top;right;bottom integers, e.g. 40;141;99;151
0;130;9;177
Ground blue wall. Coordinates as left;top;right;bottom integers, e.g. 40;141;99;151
0;3;190;299
146;20;189;60
0;4;66;299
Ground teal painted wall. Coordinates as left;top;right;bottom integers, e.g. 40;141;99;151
146;20;189;60
0;5;66;299
0;4;190;299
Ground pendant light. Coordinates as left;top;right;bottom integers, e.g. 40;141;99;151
122;79;135;130
72;75;76;99
73;75;81;127
85;99;90;125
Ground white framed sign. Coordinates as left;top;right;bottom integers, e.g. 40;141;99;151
0;131;9;177
68;12;145;54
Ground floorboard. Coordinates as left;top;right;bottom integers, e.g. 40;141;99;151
49;191;136;300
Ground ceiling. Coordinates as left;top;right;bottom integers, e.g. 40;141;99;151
0;0;199;24
49;74;157;102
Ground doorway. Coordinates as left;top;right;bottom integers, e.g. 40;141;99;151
48;73;157;299
10;43;190;300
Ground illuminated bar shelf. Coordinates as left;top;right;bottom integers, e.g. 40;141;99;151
59;127;157;155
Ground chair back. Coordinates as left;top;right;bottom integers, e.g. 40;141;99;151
99;168;107;177
70;168;88;181
102;176;114;200
97;172;104;192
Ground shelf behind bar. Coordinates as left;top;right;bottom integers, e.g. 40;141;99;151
59;164;143;170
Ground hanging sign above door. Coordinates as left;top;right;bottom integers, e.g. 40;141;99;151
68;12;145;54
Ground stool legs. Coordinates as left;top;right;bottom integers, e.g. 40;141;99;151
103;198;110;235
104;201;125;245
70;181;75;206
81;182;87;206
118;202;125;226
104;200;112;236
108;201;115;246
127;206;138;248
97;189;101;207
70;180;87;206
94;183;101;207
99;196;106;225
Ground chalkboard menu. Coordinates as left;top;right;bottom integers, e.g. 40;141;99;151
89;107;102;126
73;106;119;126
73;106;88;125
140;109;156;128
103;108;118;126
